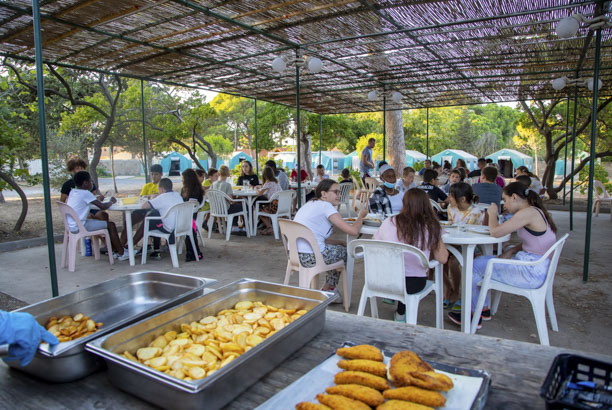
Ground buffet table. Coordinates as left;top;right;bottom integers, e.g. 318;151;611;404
2;311;609;409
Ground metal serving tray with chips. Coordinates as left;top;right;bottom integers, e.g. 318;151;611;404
6;271;215;382
86;278;335;410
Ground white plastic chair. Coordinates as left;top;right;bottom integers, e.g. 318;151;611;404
57;201;114;272
195;196;209;247
253;190;295;240
430;199;443;213
337;182;354;217
593;180;612;219
206;189;250;241
349;239;443;328
141;201;199;268
279;219;349;312
471;234;569;345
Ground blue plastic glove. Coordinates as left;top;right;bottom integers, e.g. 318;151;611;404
0;311;60;366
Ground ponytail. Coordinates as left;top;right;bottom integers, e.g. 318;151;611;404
504;182;557;233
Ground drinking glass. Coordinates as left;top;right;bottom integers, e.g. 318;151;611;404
243;181;250;191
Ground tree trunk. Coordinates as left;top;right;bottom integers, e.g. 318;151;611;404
300;133;313;179
110;144;118;193
385;109;405;176
0;191;5;203
0;170;28;231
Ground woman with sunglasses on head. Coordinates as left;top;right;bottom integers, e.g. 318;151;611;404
294;179;368;296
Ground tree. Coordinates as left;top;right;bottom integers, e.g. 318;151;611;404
519;98;612;199
386;110;405;174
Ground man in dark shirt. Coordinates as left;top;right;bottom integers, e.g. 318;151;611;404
60;157;108;222
472;166;502;207
418;168;448;202
467;158;486;178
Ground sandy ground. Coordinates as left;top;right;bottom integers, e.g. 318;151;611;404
0;194;611;354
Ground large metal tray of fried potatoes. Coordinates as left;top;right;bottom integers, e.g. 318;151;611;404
6;271;215;382
86;278;335;410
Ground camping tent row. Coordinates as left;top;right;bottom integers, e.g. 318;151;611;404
159;151;256;175
486;149;534;178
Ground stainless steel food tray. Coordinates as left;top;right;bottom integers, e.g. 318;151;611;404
6;271;215;382
86;278;335;410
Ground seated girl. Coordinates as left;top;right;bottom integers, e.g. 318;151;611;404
448;182;557;329
255;166;282;235
373;189;449;322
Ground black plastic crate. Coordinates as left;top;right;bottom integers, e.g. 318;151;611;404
541;353;612;409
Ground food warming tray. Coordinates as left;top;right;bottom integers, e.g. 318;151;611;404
6;271;215;382
86;278;335;410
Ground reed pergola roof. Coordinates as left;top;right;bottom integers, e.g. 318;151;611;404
0;0;611;114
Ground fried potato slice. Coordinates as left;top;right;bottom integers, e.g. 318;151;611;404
376;400;434;410
234;301;254;310
334;371;390;391
337;359;387;377
295;402;332;410
336;344;383;362
316;393;370;410
137;347;161;361
325;384;384;407
383;386;446;407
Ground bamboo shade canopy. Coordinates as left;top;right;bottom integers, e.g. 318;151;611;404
0;0;611;113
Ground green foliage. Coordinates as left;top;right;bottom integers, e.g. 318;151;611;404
349;169;363;188
413;161;424;172
97;166;111;178
579;163;611;193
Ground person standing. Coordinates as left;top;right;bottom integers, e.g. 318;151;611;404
360;137;376;182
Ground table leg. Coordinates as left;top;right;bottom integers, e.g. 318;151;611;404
125;211;135;266
248;196;255;236
461;244;476;334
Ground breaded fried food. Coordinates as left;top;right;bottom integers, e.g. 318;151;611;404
376;400;434;410
326;384;385;407
389;350;436;387
295;402;332;410
316;393;371;410
334;370;390;391
337;359;387;377
383;386;446;407
401;371;454;392
336;344;384;362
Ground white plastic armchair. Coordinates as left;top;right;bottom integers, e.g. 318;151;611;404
471;234;569;345
430;199;443;213
194;196;208;247
141;201;199;268
593;180;612;219
206;189;250;241
253;190;295;240
337;182;354;217
348;239;443;328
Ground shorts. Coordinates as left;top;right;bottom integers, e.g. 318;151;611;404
71;219;107;233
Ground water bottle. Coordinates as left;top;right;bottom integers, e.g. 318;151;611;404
85;238;92;256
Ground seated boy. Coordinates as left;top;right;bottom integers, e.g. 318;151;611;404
313;164;329;183
60;157;108;222
131;178;183;260
339;168;352;184
418;168;447;202
472;166;503;207
66;171;128;260
396;166;416;192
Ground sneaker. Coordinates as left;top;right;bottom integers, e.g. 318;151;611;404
448;311;482;330
149;251;162;260
451;300;462;312
481;308;492;321
394;312;406;323
117;251;130;261
443;300;451;309
382;298;396;305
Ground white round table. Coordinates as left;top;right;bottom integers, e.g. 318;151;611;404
232;188;260;234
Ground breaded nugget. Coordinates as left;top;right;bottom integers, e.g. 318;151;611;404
316;393;371;410
336;344;384;361
334;370;390;391
337;359;387;377
326;384;385;407
383;386;446;407
402;371;454;392
376;400;434;410
295;402;332;410
389;351;435;387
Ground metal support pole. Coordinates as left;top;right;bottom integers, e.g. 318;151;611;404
563;94;570;205
583;27;602;283
141;79;149;182
254;99;259;174
33;0;58;297
570;84;578;231
319;114;322;165
383;96;386;163
426;107;430;159
296;59;301;208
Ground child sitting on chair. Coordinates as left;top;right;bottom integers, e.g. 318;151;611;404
66;171;127;260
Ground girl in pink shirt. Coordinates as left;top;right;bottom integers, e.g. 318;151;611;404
374;189;449;322
448;181;557;329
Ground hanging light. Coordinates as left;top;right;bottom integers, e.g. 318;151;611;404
556;16;580;39
587;77;603;91
271;56;286;73
391;91;403;103
367;90;378;101
307;57;322;73
551;77;567;90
